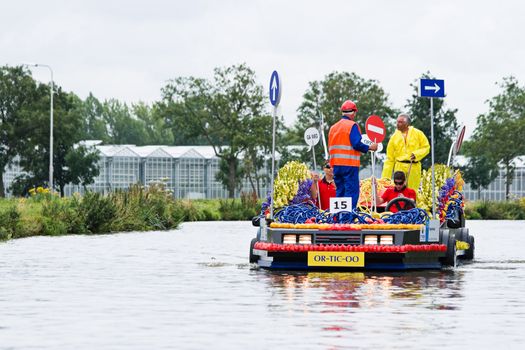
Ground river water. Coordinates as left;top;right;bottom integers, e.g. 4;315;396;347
1;220;524;349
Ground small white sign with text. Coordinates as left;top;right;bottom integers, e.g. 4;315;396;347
329;197;353;214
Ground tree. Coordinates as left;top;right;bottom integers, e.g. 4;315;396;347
291;71;396;168
467;77;525;199
79;93;109;142
63;144;100;192
134;102;173;145
14;88;100;196
159;63;273;197
0;66;42;197
102;99;150;145
461;141;500;199
155;77;217;146
404;72;459;169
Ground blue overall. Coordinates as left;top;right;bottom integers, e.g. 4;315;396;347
332;116;369;209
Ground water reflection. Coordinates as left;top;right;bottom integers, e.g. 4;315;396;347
260;269;465;312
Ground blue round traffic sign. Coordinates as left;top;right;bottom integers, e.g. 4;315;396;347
269;71;281;106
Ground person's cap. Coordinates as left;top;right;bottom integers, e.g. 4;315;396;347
340;100;358;113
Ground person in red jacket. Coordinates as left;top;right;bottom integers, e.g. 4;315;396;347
317;163;337;210
377;171;417;213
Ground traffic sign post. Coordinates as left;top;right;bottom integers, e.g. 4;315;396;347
365;115;386;212
365;115;386;143
419;79;445;98
419;78;446;219
304;127;321;207
318;110;329;160
269;71;281;220
304;127;320;147
269;71;281;106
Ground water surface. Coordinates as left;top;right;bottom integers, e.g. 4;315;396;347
1;221;524;349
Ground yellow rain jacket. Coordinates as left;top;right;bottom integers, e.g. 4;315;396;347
381;126;430;191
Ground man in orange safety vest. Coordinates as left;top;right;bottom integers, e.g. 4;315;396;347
328;100;378;209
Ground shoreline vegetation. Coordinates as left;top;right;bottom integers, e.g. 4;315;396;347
0;186;524;241
0;185;260;241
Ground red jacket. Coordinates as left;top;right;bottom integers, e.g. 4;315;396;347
317;178;336;210
381;187;417;213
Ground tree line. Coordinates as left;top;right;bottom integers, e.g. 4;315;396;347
1;64;523;199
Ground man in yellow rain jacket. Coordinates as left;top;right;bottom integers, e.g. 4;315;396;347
381;113;430;191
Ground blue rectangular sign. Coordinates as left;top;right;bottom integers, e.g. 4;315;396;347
419;79;445;98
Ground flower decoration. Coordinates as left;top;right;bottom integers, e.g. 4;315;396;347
418;165;465;222
261;161;313;211
417;164;453;214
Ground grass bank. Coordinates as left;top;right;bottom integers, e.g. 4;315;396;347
465;199;525;220
0;186;262;241
2;189;524;241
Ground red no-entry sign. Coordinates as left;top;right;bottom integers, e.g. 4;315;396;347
365;115;386;143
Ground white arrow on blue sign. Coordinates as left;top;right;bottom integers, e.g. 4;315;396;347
269;70;281;106
419;79;445;98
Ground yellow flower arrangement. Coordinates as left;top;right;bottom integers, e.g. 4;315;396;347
272;161;311;208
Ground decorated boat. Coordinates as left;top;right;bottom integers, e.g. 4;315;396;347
249;162;474;271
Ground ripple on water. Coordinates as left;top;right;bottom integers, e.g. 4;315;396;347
0;221;524;349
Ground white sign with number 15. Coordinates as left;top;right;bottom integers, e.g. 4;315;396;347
329;197;353;213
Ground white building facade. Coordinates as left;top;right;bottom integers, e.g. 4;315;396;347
3;144;271;199
3;144;524;200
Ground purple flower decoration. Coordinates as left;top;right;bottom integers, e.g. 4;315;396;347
290;179;314;205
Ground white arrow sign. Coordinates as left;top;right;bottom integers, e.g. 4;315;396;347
271;79;278;102
424;83;440;93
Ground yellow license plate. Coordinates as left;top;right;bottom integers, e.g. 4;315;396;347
307;251;365;267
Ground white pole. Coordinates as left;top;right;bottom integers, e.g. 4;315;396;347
371;143;377;213
49;67;54;193
430;98;436;219
319;111;329;160
23;63;53;192
269;106;277;219
447;141;456;167
311;146;321;207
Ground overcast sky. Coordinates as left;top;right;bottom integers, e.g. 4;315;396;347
2;0;524;139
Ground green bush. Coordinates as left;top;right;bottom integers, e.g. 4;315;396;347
40;196;88;235
173;200;208;221
109;184;182;231
77;192;116;233
0;188;270;241
0;205;20;240
465;200;525;220
218;192;260;220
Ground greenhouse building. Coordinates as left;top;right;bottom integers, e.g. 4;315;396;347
3;142;524;201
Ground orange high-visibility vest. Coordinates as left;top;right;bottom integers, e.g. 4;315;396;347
328;118;361;167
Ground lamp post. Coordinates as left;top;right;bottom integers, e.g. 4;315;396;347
24;63;54;191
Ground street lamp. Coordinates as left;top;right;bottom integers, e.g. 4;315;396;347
23;63;54;192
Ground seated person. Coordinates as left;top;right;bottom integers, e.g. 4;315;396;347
317;163;336;210
376;171;416;213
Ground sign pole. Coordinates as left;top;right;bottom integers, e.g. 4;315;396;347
430;97;436;219
311;145;321;207
269;105;277;220
319;111;329;160
371;138;377;212
446;141;456;167
268;71;281;220
419;78;444;220
304;127;322;208
364;115;386;213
